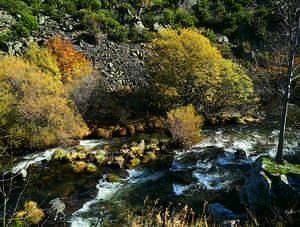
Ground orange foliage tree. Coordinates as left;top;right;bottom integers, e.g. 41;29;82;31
47;34;92;83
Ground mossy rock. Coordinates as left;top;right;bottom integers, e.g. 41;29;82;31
237;115;259;124
95;150;106;165
53;148;66;160
66;152;82;161
119;127;127;136
127;124;136;135
72;161;87;173
130;146;144;156
107;174;122;182
128;158;141;168
115;155;125;168
74;146;91;153
142;152;157;163
262;158;300;175
86;163;97;173
148;117;164;129
146;143;160;152
77;152;87;160
135;122;145;132
97;128;113;138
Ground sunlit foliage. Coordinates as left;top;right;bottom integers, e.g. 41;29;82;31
47;34;92;83
24;42;61;78
14;201;45;225
147;28;256;121
167;104;204;148
0;56;89;150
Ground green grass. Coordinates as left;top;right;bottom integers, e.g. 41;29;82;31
262;158;300;175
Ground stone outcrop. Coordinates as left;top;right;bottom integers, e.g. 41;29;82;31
77;37;148;92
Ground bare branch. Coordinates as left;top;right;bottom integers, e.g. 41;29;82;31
127;9;134;18
292;74;300;81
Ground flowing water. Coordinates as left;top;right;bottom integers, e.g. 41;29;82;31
4;104;300;226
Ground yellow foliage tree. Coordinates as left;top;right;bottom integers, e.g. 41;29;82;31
0;56;89;150
167;104;204;148
147;28;256;122
24;42;61;78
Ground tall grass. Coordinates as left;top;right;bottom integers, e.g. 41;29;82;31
127;200;209;227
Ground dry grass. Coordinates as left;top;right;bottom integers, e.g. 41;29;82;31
127;200;209;227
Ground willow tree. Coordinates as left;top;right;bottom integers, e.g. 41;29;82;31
276;0;300;163
147;28;256;122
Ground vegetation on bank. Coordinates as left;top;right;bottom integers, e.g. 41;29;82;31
0;26;258;153
262;158;300;175
0;36;91;152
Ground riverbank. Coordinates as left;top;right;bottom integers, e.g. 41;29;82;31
1;115;299;226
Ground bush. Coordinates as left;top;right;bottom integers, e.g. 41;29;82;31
128;28;154;43
81;9;124;37
161;8;175;25
47;35;92;83
167;104;204;148
14;201;45;225
0;0;39;37
0;56;89;151
175;8;197;27
147;28;256;121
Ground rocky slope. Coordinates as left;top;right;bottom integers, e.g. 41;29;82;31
0;11;148;92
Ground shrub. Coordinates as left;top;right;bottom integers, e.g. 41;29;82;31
15;201;45;225
47;35;92;83
81;9;122;34
0;56;89;151
0;0;39;37
24;42;61;78
166;104;204;148
147;28;256;121
161;8;175;25
174;8;197;27
128;28;154;43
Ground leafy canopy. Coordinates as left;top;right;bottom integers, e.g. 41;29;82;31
147;28;256;121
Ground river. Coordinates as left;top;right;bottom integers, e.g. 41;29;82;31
3;104;300;226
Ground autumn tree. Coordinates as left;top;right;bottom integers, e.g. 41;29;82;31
0;56;89;151
147;28;256;122
47;34;92;83
275;0;300;163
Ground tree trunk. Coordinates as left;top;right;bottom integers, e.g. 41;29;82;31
276;22;299;163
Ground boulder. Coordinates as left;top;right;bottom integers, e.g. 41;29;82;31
240;159;300;219
208;203;244;224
